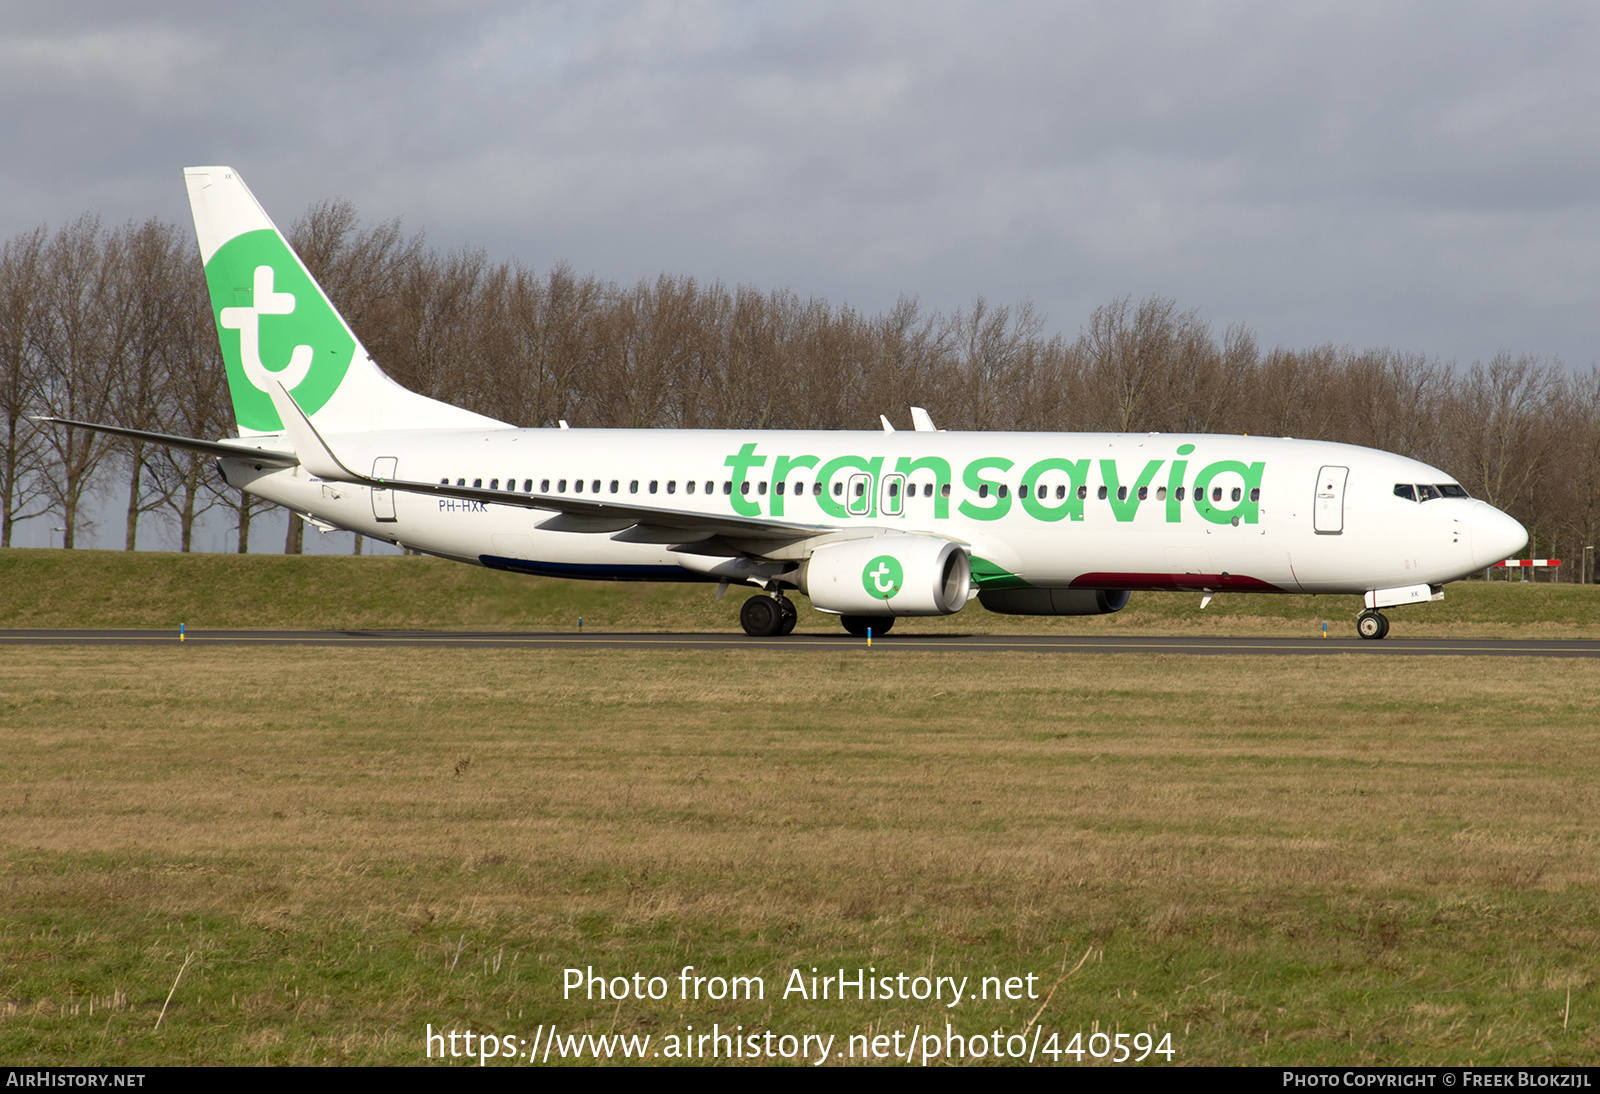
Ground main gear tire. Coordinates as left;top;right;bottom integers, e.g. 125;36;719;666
840;615;893;638
1357;611;1390;640
740;595;784;637
778;597;797;635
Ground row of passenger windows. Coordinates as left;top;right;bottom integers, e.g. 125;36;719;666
1394;483;1469;502
972;483;1260;503
438;476;947;497
438;475;1260;505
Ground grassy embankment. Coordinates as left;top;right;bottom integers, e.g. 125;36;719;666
2;647;1598;1065
1;547;1597;636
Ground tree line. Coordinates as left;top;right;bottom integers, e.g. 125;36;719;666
2;201;1597;577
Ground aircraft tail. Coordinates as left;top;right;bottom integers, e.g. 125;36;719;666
184;166;506;437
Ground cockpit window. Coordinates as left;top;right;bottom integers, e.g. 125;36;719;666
1396;482;1469;502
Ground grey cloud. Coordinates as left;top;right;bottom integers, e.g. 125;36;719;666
3;1;1600;367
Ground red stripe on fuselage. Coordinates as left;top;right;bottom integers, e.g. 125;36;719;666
1069;572;1286;592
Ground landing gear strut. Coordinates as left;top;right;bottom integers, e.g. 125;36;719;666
740;593;796;637
1356;611;1390;640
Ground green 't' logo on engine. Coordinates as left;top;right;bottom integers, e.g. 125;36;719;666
862;555;904;600
203;229;355;431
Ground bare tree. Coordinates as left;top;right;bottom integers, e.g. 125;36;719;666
0;227;49;547
34;216;136;549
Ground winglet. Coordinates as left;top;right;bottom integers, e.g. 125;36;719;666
266;382;358;481
910;407;938;432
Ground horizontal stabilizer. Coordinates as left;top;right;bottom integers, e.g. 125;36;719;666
31;416;297;467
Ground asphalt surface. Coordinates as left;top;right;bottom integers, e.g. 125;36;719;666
3;629;1598;657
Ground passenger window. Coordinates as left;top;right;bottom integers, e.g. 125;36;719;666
610;480;619;493
853;482;864;497
741;482;751;495
592;479;600;493
888;482;898;498
706;481;714;494
978;484;989;499
1116;486;1127;501
558;479;568;492
1056;485;1066;500
439;478;448;485
998;485;1009;499
1137;486;1148;501
925;483;934;497
649;480;658;494
574;479;583;493
1077;485;1088;500
457;478;465;486
541;479;550;492
473;478;482;488
775;482;785;495
490;479;499;490
1097;486;1107;500
1230;487;1241;502
940;483;951;498
1156;486;1167;500
629;480;638;494
523;479;532;492
1212;487;1223;502
1249;488;1260;502
686;480;696;494
833;482;844;497
1018;485;1028;499
667;481;676;494
814;482;824;496
723;481;732;495
758;481;767;495
1176;487;1185;501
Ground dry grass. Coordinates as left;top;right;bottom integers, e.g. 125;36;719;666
2;647;1599;1065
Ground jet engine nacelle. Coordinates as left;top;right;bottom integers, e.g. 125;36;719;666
978;588;1131;615
801;536;971;616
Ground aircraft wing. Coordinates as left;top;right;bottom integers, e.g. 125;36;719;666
266;384;838;543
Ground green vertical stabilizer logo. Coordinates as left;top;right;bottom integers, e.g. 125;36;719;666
862;556;904;600
204;229;355;431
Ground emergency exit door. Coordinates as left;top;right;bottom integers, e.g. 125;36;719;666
1313;465;1347;535
372;457;398;522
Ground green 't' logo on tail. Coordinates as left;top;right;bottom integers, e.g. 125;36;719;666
203;229;355;432
862;555;904;600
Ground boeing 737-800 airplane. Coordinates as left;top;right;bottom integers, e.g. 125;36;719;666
45;167;1528;638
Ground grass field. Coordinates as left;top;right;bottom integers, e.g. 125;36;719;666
2;644;1598;1066
1;547;1597;637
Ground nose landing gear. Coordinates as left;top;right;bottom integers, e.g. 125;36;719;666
1356;611;1390;640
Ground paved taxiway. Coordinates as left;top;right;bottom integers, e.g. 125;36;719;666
2;629;1597;657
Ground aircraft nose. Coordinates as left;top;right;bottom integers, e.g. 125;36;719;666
1468;502;1528;570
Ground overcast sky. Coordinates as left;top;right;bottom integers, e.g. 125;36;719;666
6;1;1600;371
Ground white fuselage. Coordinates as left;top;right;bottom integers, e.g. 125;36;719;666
219;427;1527;599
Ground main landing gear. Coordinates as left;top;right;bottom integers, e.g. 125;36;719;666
839;615;893;637
1356;611;1390;640
740;593;797;637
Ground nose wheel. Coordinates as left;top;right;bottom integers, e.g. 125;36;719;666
1356;611;1390;640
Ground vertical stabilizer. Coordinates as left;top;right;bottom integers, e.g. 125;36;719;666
184;167;505;437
